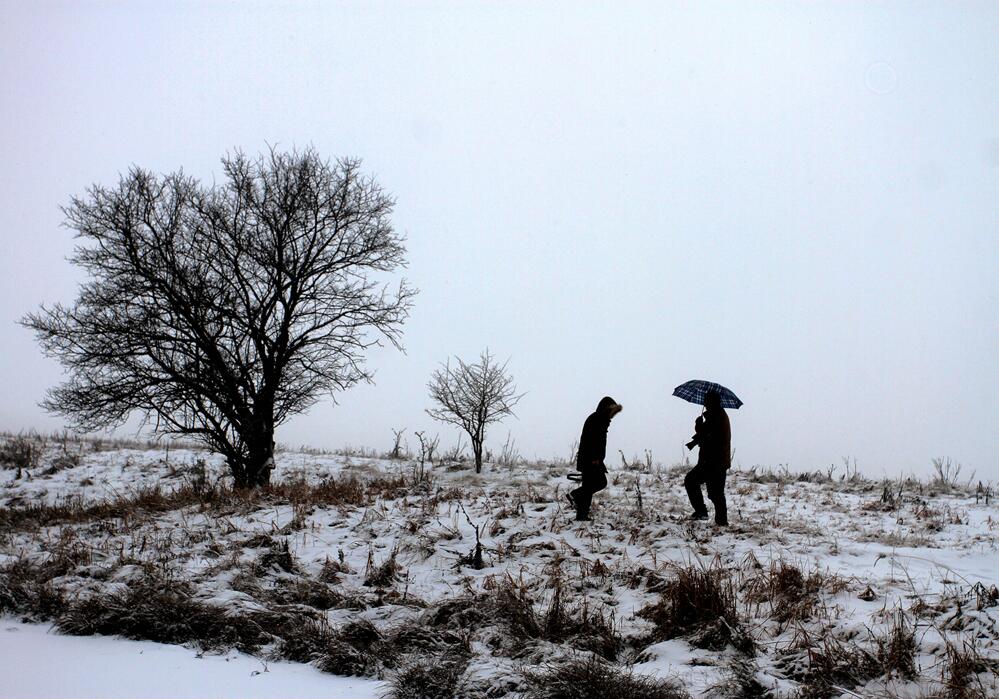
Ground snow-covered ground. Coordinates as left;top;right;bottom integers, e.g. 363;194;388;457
1;435;997;698
0;620;385;699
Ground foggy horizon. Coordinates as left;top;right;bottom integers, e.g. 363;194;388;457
1;2;996;481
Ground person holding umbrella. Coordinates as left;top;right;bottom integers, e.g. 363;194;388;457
673;381;740;527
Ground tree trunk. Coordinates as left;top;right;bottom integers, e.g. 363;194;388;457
231;418;275;489
247;440;274;487
472;436;483;474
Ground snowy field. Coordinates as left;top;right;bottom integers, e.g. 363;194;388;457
0;619;384;699
1;433;997;698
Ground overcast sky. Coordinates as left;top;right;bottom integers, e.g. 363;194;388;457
1;1;996;480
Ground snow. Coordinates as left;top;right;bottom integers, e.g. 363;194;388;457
1;436;997;697
0;620;385;699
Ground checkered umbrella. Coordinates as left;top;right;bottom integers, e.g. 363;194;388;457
672;380;743;409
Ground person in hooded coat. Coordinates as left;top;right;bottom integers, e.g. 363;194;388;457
568;396;622;521
683;391;732;526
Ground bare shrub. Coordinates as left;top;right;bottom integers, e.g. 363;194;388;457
498;432;522;470
932;457;965;491
0;433;39;473
390;428;407;460
524;656;690;699
412;430;439;483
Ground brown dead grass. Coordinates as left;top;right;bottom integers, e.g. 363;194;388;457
637;560;751;652
744;559;843;627
0;473;413;531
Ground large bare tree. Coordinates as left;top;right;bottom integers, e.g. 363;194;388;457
22;148;416;487
426;350;523;473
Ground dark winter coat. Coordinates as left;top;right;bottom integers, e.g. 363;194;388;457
576;396;622;472
690;407;731;470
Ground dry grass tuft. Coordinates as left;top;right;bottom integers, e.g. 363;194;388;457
523;656;690;699
637;560;750;652
708;655;768;699
256;538;298;574
385;652;470;699
874;608;917;679
744;559;834;626
56;572;281;652
0;557;67;620
934;638;995;699
270;577;343;610
779;628;881;699
484;574;623;660
364;548;401;588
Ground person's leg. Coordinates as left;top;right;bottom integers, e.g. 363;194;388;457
591;470;607;496
684;466;709;517
586;470;607;517
573;476;594;519
566;488;578;511
575;469;606;520
706;469;728;526
568;478;582;510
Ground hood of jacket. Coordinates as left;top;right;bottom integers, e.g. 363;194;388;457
596;396;623;417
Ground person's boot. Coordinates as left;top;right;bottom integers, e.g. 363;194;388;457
689;511;708;521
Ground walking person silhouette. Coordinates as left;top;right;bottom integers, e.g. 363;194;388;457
567;396;622;521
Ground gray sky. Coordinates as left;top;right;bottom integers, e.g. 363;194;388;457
1;1;996;480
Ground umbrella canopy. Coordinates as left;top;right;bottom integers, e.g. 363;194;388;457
672;380;743;409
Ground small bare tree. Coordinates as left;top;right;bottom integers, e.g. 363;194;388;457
413;430;439;465
426;349;523;473
412;430;439;484
390;428;406;459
